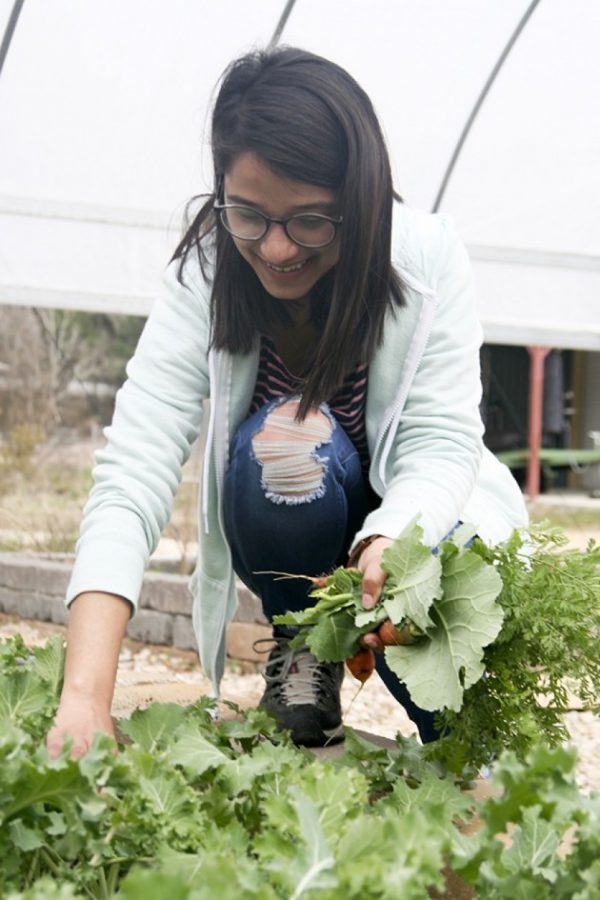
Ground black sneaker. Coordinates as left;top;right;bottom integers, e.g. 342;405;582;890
255;636;345;746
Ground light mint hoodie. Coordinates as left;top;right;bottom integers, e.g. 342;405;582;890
66;205;528;693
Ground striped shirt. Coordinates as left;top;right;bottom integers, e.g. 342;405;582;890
250;333;371;473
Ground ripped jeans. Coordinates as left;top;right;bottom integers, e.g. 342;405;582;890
222;396;439;743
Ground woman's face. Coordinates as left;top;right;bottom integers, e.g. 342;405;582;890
223;153;340;307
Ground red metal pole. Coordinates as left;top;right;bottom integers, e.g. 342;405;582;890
526;345;551;500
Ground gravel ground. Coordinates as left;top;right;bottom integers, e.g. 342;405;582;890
1;613;597;793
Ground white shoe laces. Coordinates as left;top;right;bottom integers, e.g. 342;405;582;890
256;638;335;707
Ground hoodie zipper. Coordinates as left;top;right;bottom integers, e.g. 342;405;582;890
373;267;438;487
200;348;235;694
201;349;219;534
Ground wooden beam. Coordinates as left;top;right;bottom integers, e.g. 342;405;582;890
526;346;551;500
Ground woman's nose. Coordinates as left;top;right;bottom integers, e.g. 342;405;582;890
259;223;299;263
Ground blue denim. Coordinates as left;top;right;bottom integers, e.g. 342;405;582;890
222;398;440;743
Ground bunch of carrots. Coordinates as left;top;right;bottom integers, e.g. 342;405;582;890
346;619;420;682
292;572;423;685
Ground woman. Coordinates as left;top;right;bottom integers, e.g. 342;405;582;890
47;47;527;757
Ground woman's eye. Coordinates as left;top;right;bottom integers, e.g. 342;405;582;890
236;208;262;222
296;215;325;229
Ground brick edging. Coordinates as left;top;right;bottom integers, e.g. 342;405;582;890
0;553;270;663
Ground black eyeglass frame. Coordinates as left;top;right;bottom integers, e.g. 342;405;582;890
213;202;343;249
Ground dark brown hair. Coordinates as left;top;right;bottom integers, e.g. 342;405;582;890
172;46;405;418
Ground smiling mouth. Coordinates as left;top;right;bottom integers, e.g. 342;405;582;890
263;259;309;274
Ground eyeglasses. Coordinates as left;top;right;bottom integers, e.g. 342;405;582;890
214;202;342;249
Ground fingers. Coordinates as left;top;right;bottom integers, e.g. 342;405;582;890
46;703;117;761
361;565;384;609
356;536;394;609
47;727;89;760
47;728;117;760
361;631;384;653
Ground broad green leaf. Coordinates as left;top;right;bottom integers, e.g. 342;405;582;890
380;522;441;631
218;741;300;796
5;876;85;898
0;672;52;724
46;810;68;836
276;788;338;898
305;608;359;661
389;771;474;824
30;636;65;698
1;759;91;821
170;725;231;777
179;819;249;857
217;707;282;741
323;566;363;597
138;772;194;819
272;609;311;626
262;763;369;844
257;787;339;894
76;733;120;788
218;752;274;795
385;547;503;711
121;850;278;900
341;727;389;759
117;868;191;900
354;605;388;629
8;818;45;851
500;805;561;881
304;765;368;839
335;806;448;898
119;702;187;752
245;739;303;773
482;744;581;835
273;569;359;630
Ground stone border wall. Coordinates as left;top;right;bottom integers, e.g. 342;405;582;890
0;553;270;663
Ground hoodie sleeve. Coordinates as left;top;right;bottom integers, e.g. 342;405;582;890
355;216;485;548
65;258;211;612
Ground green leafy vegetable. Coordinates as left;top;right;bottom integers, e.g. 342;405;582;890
275;521;503;712
1;613;598;898
276;567;381;662
386;541;504;711
435;526;600;770
379;520;441;631
275;521;600;774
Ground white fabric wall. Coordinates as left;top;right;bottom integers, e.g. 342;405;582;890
0;0;598;349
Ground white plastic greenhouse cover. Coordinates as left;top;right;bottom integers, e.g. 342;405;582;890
0;0;599;349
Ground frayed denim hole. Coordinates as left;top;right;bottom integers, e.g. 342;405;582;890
247;393;303;464
304;411;333;504
249;424;271;501
264;479;328;506
318;401;337;430
259;452;330;506
252;403;333;506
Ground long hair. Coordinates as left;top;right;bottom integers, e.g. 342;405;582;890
172;46;405;418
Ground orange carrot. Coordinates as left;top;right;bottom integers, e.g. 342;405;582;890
377;619;423;646
346;647;375;682
310;575;330;590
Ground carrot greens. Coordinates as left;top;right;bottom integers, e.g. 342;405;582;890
274;521;600;771
274;521;505;713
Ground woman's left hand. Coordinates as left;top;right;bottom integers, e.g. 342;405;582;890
354;536;393;652
355;535;393;608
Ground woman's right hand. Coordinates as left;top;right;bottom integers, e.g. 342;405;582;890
46;590;132;759
47;692;116;759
